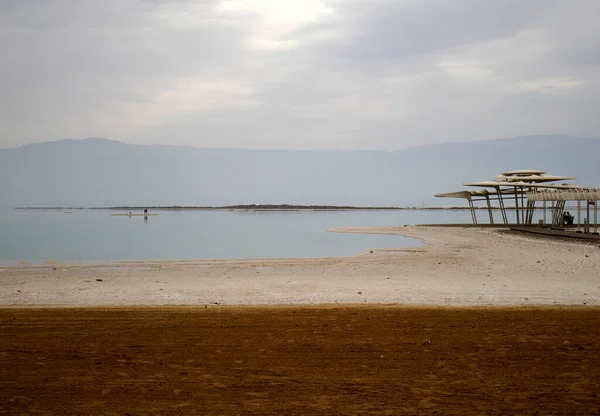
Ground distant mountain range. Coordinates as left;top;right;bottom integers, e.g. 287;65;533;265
1;135;599;208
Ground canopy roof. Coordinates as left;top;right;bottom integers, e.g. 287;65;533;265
439;169;579;201
500;169;546;175
527;188;600;201
435;189;517;198
435;169;595;225
462;180;579;188
435;191;475;199
493;174;576;183
437;183;583;199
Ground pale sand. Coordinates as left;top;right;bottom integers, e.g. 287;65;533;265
0;226;598;306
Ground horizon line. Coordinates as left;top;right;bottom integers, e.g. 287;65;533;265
2;133;600;152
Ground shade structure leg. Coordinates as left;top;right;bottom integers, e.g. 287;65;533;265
586;200;591;234
528;200;536;225
515;186;521;224
577;200;582;233
521;187;526;224
595;201;598;234
553;201;565;230
497;192;508;224
468;199;477;224
485;195;494;224
543;200;547;226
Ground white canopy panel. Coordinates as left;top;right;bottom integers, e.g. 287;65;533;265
501;169;546;175
436;189;525;198
463;180;579;188
493;174;576;183
435;191;473;198
463;181;513;187
527;188;600;201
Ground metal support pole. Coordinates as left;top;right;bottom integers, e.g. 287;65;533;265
515;186;520;224
577;200;582;233
485;195;494;224
497;191;508;224
543;200;547;226
528;200;535;225
521;186;529;225
468;199;477;225
594;201;598;234
586;200;591;234
553;200;565;230
520;189;523;224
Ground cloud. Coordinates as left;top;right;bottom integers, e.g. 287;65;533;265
0;0;598;149
518;77;587;94
217;0;335;50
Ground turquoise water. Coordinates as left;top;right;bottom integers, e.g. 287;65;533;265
0;208;482;264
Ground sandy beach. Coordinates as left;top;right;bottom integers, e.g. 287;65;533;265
3;226;600;415
1;226;599;306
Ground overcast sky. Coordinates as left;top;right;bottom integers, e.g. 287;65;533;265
1;0;598;150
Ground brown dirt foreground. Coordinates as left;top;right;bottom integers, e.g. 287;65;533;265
1;307;600;416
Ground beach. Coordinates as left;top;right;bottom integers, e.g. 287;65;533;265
1;226;599;306
2;226;600;414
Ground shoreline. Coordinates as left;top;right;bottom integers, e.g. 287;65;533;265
0;226;426;269
13;205;531;211
1;225;599;307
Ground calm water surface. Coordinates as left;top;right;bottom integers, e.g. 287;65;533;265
0;208;485;264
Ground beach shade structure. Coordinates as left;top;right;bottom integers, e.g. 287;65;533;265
435;188;525;225
527;188;600;234
435;170;579;225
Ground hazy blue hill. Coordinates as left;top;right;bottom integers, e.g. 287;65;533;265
1;135;599;207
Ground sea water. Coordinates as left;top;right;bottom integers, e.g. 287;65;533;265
0;208;487;264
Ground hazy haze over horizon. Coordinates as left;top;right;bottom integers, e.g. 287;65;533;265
1;0;599;150
2;135;600;208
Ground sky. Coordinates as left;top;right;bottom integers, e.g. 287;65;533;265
0;0;599;150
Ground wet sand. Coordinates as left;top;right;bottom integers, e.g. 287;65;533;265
2;306;600;415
